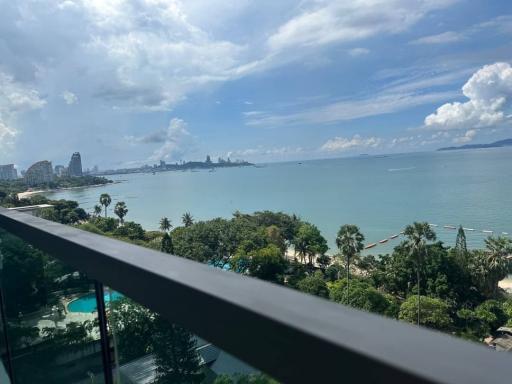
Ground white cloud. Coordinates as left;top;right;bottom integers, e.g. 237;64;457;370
411;31;463;45
453;129;477;144
62;90;78;104
0;72;45;155
348;47;370;57
424;62;512;130
391;136;415;146
148;118;194;162
267;0;457;52
321;134;382;152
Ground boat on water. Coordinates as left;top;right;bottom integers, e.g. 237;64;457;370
364;243;377;249
463;227;475;231
429;223;438;227
390;234;399;239
379;239;388;244
482;230;493;234
503;232;509;235
444;225;457;229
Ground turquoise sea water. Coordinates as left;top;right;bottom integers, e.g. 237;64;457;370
67;291;123;313
45;148;512;254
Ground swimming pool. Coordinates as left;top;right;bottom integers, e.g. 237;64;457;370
67;291;124;313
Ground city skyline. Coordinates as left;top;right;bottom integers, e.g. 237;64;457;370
0;1;511;169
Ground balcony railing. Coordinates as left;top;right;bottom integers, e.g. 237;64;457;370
0;207;511;383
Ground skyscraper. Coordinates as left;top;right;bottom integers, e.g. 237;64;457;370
68;152;83;177
0;164;17;180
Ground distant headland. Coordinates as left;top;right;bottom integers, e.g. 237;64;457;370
438;138;512;151
97;156;254;176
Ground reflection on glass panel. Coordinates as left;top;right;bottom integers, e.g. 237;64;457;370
107;294;279;384
0;228;106;384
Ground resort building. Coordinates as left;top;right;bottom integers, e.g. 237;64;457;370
24;160;54;186
0;164;17;180
68;152;83;177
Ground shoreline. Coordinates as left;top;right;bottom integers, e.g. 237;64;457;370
17;182;117;199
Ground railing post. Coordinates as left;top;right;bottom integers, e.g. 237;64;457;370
94;281;113;384
0;241;14;383
0;286;14;382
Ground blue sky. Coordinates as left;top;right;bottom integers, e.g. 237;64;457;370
0;0;511;170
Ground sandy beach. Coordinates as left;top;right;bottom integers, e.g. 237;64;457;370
17;189;46;199
17;182;116;200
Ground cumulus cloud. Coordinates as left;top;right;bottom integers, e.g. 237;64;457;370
0;72;45;154
148;118;194;162
424;62;512;130
62;90;77;104
453;129;477;144
411;31;463;45
320;135;382;152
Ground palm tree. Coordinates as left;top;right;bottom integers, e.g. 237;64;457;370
182;212;194;227
114;201;128;225
99;194;112;218
403;222;436;326
159;217;172;233
93;204;102;217
336;225;365;304
484;236;512;296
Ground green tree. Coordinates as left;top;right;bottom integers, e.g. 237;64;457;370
483;236;511;296
457;300;508;340
160;217;172;232
113;221;145;240
292;223;327;265
329;278;398;317
265;225;286;253
152;316;204;384
99;193;112;218
399;295;452;330
232;244;287;283
455;226;467;259
161;232;174;254
114;201;128;225
297;270;329;298
108;298;155;363
403;222;436;325
182;212;194;227
93;204;102;217
336;224;365;303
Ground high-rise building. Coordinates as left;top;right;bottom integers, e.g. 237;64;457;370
25;161;54;186
68;152;83;177
54;165;67;177
0;164;17;180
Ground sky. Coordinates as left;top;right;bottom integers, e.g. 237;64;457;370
0;0;511;170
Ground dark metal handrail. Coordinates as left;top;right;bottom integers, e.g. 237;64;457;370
1;208;511;384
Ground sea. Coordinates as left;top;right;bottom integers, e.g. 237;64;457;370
43;147;512;255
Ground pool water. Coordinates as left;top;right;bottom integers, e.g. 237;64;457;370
67;291;124;313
